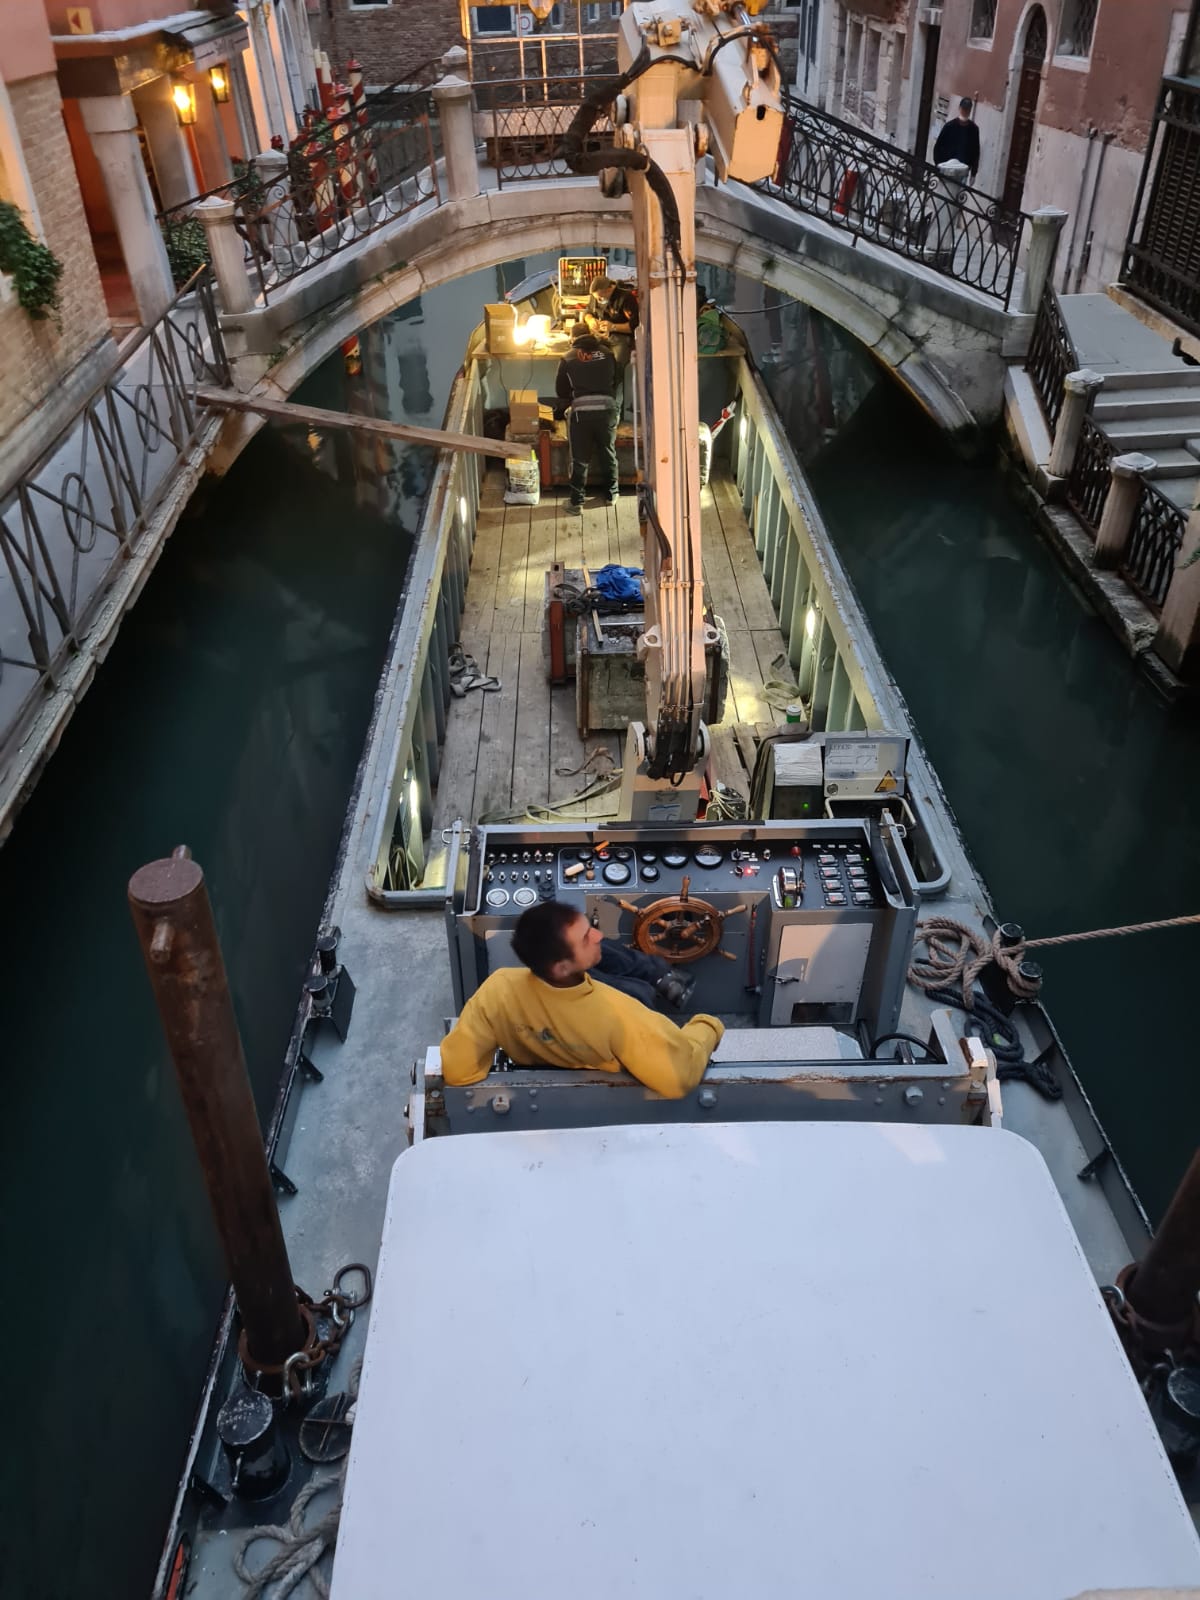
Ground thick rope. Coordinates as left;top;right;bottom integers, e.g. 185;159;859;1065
234;1364;362;1599
909;910;1200;1008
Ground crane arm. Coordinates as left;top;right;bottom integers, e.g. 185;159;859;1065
564;2;783;803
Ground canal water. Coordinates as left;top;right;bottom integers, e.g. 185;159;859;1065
4;259;1196;1597
0;263;528;1600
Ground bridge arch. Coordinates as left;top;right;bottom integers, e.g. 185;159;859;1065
234;183;1010;457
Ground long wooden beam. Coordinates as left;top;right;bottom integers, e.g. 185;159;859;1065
197;387;531;461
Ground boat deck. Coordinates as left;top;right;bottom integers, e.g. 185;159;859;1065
431;466;791;833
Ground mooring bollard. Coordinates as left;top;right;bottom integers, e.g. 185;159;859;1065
128;846;306;1373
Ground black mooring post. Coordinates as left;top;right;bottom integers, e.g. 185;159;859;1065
128;846;305;1370
1127;1146;1200;1332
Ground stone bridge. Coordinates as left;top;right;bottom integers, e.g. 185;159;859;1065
210;169;1048;464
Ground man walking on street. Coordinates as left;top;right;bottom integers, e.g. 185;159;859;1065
556;323;620;512
933;97;981;181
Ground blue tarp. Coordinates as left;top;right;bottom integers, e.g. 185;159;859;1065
594;564;644;601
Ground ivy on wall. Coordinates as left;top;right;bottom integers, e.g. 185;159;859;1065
0;200;63;326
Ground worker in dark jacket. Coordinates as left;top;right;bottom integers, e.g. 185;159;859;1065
586;274;639;399
556;324;620;512
932;98;981;180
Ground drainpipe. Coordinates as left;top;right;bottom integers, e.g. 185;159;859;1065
1073;131;1114;294
1062;126;1096;293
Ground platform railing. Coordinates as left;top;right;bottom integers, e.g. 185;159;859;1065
763;92;1028;307
364;361;485;899
728;355;882;734
0;268;228;811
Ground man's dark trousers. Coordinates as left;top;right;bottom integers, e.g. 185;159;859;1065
568;400;618;505
594;938;671;1008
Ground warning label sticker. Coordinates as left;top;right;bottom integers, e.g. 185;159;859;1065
875;771;898;793
824;740;880;778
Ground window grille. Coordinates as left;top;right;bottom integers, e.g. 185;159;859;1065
969;0;997;40
1056;0;1098;57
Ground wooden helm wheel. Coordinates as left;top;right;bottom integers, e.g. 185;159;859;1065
631;890;724;964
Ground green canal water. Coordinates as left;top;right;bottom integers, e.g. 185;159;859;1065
3;266;1195;1597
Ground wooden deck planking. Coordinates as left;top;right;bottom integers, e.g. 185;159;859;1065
751;629;791;724
510;630;553;814
472;631;524;821
429;470;791;836
712;476;779;631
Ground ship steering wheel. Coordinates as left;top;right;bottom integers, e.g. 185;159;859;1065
629;876;743;964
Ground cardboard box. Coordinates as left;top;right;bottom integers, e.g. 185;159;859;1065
508;388;539;431
485;303;517;354
538;403;555;423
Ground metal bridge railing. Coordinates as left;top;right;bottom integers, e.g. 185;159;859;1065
239;118;440;300
1066;413;1114;536
1122;479;1187;613
474;75;617;188
0;268;228;797
763;93;1029;307
1026;283;1078;432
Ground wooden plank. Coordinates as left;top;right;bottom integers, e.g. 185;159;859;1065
712;475;778;630
431;685;487;833
707;724;748;798
493;500;531;634
724;628;773;725
581;501;611;578
523;500;557;634
197;387;529;460
733;721;762;783
472;631;523;822
460;506;503;643
699;486;747;631
554;494;586;568
510;631;553;815
615;490;642;568
548;683;587;809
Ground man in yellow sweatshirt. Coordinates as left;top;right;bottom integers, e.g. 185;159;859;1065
441;901;724;1100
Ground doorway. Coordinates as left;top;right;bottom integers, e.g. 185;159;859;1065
1001;6;1047;213
912;16;942;172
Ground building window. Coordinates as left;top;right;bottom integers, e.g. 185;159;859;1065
349;0;390;7
551;2;563;22
585;3;600;22
969;0;997;40
474;5;514;33
1056;0;1099;57
610;0;623;15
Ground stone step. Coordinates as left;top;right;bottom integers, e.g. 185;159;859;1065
1153;476;1197;511
1094;387;1200;421
1103;418;1200;450
1138;446;1200;479
1094;366;1200;392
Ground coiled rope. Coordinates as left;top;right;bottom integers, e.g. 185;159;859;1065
235;1363;362;1599
908;911;1200;1102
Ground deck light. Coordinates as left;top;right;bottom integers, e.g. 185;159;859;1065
209;65;231;104
172;81;198;126
459;495;469;523
738;414;748;443
805;606;817;638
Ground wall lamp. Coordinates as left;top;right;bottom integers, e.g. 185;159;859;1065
172;81;198;126
208;64;231;104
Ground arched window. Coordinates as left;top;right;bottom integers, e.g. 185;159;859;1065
1056;0;1099;58
970;0;997;40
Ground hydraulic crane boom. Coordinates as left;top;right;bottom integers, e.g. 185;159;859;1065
565;0;782;818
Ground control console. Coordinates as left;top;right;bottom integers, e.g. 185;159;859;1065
449;820;918;1040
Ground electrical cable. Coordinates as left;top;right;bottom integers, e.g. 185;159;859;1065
870;1032;939;1062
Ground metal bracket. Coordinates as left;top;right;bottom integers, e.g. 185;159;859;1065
188;1469;228;1511
299;1051;324;1083
270;1161;298;1196
1078;1148;1111;1183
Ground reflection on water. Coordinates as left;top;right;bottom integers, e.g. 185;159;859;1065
806;383;1200;1223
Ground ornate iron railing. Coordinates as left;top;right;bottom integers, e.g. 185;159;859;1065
1122;78;1200;338
0;269;228;788
1026;282;1077;431
234;116;440;299
475;75;618;187
764;93;1028;305
1122;479;1187;611
1066;413;1113;535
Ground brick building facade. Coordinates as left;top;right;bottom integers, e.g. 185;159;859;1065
0;7;111;472
931;0;1191;295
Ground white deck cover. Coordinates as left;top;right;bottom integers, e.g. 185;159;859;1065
331;1123;1200;1600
